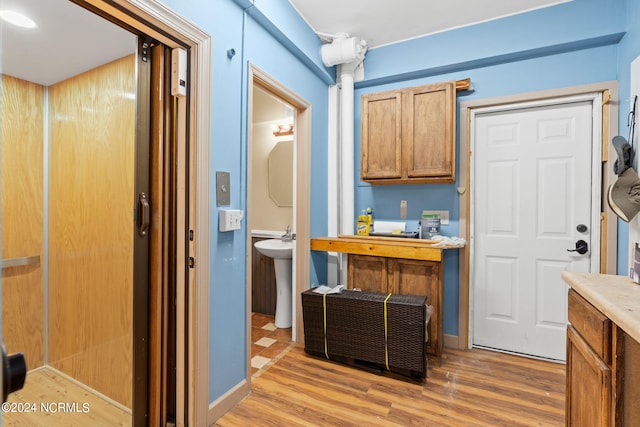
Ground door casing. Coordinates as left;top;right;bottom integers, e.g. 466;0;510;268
72;1;212;425
457;82;619;351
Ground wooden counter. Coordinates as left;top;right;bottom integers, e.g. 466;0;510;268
310;235;462;359
561;272;640;343
561;272;640;426
310;235;459;262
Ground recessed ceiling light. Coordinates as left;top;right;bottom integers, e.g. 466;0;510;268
0;10;37;28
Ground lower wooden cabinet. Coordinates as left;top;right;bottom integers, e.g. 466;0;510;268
566;325;612;426
566;288;640;427
347;254;442;358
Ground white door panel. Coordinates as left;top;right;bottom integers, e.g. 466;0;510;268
473;101;594;361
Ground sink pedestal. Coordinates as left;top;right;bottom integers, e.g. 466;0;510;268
253;238;293;329
273;258;292;328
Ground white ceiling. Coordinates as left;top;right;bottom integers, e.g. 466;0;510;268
1;0;136;86
289;0;571;49
1;0;570;86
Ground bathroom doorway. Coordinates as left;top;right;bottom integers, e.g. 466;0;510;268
246;65;311;381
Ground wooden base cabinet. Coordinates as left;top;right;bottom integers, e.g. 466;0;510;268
347;254;442;358
566;325;612;426
566;289;640;426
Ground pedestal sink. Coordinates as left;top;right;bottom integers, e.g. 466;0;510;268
254;239;293;328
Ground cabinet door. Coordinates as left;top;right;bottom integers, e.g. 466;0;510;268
403;81;455;182
566;325;611;427
361;91;402;180
347;254;387;293
389;258;442;357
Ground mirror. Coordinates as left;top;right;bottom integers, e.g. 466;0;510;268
268;140;293;207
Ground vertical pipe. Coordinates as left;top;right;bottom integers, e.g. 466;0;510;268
339;68;355;238
339;68;355;288
327;85;340;286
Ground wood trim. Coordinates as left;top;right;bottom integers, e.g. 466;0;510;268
458;81;618;351
247;64;312;353
147;43;165;427
72;2;212;425
456;78;471;92
310;237;444;261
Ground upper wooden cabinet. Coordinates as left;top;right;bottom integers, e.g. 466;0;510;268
361;80;456;184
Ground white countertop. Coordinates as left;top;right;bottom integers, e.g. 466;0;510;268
562;272;640;344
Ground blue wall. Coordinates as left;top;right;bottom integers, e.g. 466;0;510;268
157;0;637;408
355;0;625;336
158;0;329;402
615;0;640;275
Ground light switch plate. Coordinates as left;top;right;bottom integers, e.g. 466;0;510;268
216;171;230;206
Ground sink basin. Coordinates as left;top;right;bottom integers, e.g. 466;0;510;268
254;239;293;259
254;239;294;328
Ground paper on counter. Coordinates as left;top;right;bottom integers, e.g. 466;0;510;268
373;220;406;234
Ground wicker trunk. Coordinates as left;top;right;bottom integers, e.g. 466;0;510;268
302;289;427;379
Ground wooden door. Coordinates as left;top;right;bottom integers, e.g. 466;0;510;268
403;81;456;181
473;100;594;361
566;325;611;426
347;254;387;293
361;91;402;180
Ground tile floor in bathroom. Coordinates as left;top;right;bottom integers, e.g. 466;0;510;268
251;312;293;376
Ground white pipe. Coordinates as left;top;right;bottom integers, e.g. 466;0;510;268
340;67;355;238
322;36;366;287
327;84;340;286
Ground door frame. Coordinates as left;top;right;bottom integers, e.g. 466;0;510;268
73;1;211;425
246;64;312;348
457;82;619;351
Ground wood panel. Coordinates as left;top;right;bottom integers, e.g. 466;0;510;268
566;325;611;426
48;55;136;408
1;74;45;370
568;288;611;363
347;254;387;293
404;81;455;179
310;236;445;261
391;258;442;357
215;345;565;426
4;367;130;426
252;237;277;315
360;91;402;180
624;334;640;426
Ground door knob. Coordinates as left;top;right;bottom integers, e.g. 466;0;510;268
567;239;589;255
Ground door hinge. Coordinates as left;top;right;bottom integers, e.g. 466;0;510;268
189;229;194;241
189;257;195;268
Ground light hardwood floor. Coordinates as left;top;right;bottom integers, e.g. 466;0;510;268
216;345;565;426
3;367;130;426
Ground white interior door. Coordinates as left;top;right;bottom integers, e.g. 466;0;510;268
472;99;597;361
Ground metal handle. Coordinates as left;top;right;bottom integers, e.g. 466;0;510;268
137;192;150;236
567;239;589;255
1;256;40;270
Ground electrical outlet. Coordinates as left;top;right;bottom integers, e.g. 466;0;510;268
421;210;450;225
219;209;243;232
